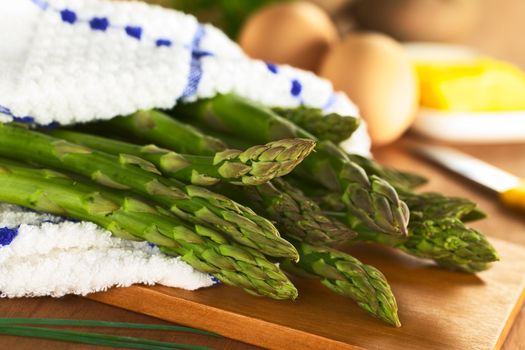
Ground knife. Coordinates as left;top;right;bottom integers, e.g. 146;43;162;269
411;143;525;213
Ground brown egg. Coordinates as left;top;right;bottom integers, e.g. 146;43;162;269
238;2;339;72
348;0;480;43
319;33;419;146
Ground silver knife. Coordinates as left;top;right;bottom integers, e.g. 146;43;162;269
410;143;525;213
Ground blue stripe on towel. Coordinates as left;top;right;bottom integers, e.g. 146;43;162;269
266;62;279;74
31;0;48;10
322;93;337;111
0;104;59;127
265;63;305;102
0;227;19;246
30;0;180;50
181;25;209;98
0;105;35;123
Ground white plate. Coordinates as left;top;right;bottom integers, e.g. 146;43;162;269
413;108;525;143
404;43;525;143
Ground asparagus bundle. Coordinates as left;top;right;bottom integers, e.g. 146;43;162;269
283;238;400;327
80;102;404;323
48;129;355;247
50;130;316;186
0;92;501;327
171;95;497;269
0;162;298;299
62;120;356;246
0;123;298;260
108;95;409;237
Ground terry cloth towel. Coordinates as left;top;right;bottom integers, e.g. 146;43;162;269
0;204;218;297
0;0;371;297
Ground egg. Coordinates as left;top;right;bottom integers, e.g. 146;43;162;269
238;2;339;72
319;33;419;146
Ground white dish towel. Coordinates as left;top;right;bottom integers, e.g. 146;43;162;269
0;0;370;297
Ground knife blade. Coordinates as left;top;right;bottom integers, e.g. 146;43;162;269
410;143;525;213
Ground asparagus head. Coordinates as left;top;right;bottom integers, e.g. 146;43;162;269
284;238;400;327
272;106;360;144
50;129;315;186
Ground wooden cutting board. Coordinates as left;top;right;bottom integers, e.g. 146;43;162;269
88;237;525;350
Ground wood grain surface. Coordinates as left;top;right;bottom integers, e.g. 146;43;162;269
86;237;525;350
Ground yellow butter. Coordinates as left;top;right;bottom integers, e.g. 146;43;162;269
415;58;525;112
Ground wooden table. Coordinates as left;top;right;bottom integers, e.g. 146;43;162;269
1;134;524;350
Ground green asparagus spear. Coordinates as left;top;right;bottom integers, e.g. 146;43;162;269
0;123;298;260
171;94;410;236
461;208;488;222
95;110;226;155
215;178;356;246
0;162;298;299
321;187;498;273
393;191;496;272
354;218;499;273
283;238;400;327
297;141;410;236
345;155;487;221
398;190;481;221
272;106;360;144
344;154;490;221
49;130;315;186
347;154;428;190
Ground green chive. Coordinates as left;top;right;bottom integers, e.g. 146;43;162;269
0;318;220;337
0;325;213;350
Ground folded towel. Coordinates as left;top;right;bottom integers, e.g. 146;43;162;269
0;204;217;297
0;0;370;297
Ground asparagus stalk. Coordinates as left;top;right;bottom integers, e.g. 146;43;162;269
215;178;356;246
347;153;428;190
0;162;298;299
283;238;400;327
0;124;298;260
393;190;496;272
316;186;485;223
345;155;487;221
171;94;409;236
94;110;226;155
398;190;482;221
354;218;499;273
272;106;360;144
298;141;410;236
50;130;315;186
